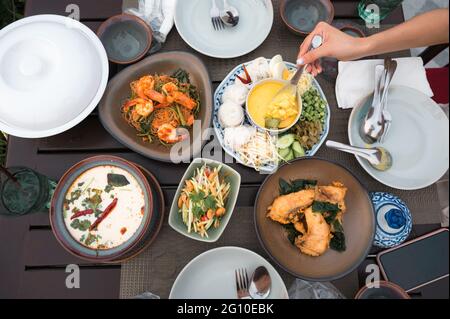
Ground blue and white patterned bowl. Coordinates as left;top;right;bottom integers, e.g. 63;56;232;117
213;60;331;172
370;192;412;248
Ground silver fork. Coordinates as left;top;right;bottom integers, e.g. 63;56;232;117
235;268;251;299
210;0;225;30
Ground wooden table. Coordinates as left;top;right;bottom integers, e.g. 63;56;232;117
0;0;442;299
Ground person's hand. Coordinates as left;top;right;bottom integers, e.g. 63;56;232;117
297;22;368;76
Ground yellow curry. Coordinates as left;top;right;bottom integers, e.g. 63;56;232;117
248;80;300;129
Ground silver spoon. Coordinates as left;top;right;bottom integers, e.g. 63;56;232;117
326;140;393;171
248;266;272;299
267;35;323;112
360;59;397;144
360;65;385;144
221;0;239;27
379;59;397;143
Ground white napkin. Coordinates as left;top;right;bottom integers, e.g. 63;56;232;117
336;57;434;109
124;0;176;45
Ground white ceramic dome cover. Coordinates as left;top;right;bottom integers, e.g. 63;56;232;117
0;15;109;138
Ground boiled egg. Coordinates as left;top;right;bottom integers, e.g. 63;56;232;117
272;62;291;80
269;54;292;80
269;55;283;74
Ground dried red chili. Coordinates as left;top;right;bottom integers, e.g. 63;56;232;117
89;198;118;231
70;209;94;220
236;65;252;85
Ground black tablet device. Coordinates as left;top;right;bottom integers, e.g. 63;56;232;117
377;228;449;292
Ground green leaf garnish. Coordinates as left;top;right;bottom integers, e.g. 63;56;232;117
85;233;98;246
70;219;92;232
107;174;130;187
312;201;341;223
279;178;317;195
312;201;340;213
283;224;302;244
204;195;217;211
330;231;346;252
67;189;82;204
192;205;204;218
189;190;206;203
332;220;344;233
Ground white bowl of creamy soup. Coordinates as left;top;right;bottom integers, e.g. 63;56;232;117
50;156;153;261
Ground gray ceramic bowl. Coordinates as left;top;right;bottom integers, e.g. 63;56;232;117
280;0;334;36
97;14;152;64
169;158;241;243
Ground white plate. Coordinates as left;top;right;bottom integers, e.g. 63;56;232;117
174;0;273;58
214;60;331;172
0;15;109;138
169;246;289;299
349;86;449;190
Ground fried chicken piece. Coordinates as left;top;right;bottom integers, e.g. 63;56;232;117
315;182;348;214
294;221;306;234
267;189;315;224
295;207;331;257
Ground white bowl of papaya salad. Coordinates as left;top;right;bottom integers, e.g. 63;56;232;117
169;158;241;242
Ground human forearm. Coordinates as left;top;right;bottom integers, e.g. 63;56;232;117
297;9;450;75
361;8;449;57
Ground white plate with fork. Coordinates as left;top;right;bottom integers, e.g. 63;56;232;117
174;0;273;58
169;247;289;299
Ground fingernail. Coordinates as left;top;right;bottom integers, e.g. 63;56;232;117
296;58;304;65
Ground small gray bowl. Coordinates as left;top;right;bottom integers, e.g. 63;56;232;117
280;0;334;36
169;158;241;243
97;14;152;65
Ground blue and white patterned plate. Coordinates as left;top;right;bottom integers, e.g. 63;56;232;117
370;192;413;248
213;60;331;172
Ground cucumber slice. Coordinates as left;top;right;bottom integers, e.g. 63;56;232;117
265;118;280;129
292;141;305;157
278;147;291;159
285;149;295;161
276;134;296;149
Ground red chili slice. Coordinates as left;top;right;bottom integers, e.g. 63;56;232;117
236;65;252;85
70;209;94;220
89;198;118;231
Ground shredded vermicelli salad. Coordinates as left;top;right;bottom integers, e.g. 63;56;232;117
238;131;279;171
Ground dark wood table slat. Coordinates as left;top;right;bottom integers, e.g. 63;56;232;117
26;152;271;186
23;229;117;267
18;268;120;299
25;0;123;20
82;21;104;32
37;116;125;152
